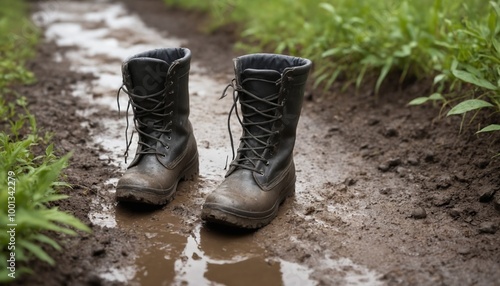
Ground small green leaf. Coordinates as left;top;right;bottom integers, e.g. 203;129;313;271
18;240;55;265
452;69;498;90
321;47;341;58
429;93;445;101
493;39;500;55
375;58;393;94
34;234;62;251
319;3;335;14
408;97;429;105
433;74;446;85
488;10;497;36
477;124;500;133
447;99;494;116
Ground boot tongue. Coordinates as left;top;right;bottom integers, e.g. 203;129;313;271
239;68;282;157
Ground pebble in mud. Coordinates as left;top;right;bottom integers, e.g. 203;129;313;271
424;151;437;163
378;158;402;172
92;247;106;257
433;193;452;207
344;177;357;186
478;222;498;234
378;163;390;172
407;156;420;166
436;175;452;189
454;172;469;183
379;187;391;195
396;166;407;177
410;207;427;219
457;247;471;255
449;208;461;219
388;158;402;167
475;159;490;169
478;188;497;203
383;127;399;137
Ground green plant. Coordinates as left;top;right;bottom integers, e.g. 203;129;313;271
410;1;500;139
0;99;91;283
163;0;500;150
0;0;91;282
0;0;38;93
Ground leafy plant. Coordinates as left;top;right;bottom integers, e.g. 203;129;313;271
0;0;91;282
163;0;500;150
0;0;38;93
0;98;91;283
411;2;500;139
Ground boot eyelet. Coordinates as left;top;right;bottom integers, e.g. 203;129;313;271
167;136;171;140
265;161;270;166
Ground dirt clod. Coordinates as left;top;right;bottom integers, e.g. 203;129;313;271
479;187;497;203
435;175;453;189
478;222;498;234
383;127;399;137
410;207;427;219
433;193;452;207
379;188;391;195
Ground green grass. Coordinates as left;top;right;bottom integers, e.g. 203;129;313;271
165;0;500;139
0;0;90;282
0;0;38;92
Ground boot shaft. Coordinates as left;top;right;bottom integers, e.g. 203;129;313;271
228;53;312;185
122;48;191;123
234;53;311;140
121;48;193;168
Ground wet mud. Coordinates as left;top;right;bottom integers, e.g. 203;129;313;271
12;0;500;285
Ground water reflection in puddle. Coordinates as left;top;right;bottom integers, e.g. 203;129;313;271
108;196;316;285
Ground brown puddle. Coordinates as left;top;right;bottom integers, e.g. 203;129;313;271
112;194;314;285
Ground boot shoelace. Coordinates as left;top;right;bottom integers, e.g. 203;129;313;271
117;63;177;163
222;76;290;174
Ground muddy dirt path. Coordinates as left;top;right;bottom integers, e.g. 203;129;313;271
14;0;500;285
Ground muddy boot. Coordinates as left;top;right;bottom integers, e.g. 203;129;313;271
116;48;199;205
201;53;312;228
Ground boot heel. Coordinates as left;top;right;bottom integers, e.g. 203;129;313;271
181;154;199;181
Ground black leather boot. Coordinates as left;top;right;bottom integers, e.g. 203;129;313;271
201;53;312;228
116;48;198;205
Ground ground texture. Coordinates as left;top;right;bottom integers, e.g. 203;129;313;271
11;0;500;285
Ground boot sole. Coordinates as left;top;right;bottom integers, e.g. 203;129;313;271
116;153;199;205
201;180;295;229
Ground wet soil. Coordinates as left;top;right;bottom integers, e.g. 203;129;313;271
11;0;500;285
